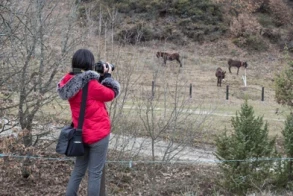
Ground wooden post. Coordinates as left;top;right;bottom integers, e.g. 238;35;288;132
189;83;192;98
226;85;229;100
261;87;264;101
242;68;247;87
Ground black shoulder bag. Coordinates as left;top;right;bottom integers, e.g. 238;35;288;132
56;83;89;157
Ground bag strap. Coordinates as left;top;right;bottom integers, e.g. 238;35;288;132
77;83;89;131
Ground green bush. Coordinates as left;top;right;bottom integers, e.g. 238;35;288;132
115;24;156;44
283;114;293;178
171;0;223;22
215;100;277;194
257;13;276;27
181;23;226;42
271;114;293;190
233;35;269;52
274;60;293;107
116;0;165;13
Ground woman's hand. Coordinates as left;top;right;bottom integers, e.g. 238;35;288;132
103;62;112;74
100;62;111;76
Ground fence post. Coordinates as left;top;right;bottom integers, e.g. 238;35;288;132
226;85;229;100
261;87;264;101
189;83;192;98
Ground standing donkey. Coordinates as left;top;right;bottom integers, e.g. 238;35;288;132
156;51;183;67
215;67;226;87
228;59;248;75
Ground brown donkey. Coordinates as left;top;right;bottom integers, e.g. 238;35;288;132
215;67;226;87
228;59;248;75
156;51;182;67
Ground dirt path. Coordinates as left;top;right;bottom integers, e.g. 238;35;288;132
1;110;285;165
107;133;216;164
40;126;216;164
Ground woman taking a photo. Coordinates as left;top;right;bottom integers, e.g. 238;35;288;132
57;48;120;195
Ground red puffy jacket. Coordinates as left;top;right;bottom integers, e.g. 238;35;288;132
57;71;120;144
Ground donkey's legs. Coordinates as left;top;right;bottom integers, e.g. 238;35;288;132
229;66;232;73
163;58;167;66
176;59;182;67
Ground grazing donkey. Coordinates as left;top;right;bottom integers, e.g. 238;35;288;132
215;67;226;87
228;59;248;75
156;51;182;67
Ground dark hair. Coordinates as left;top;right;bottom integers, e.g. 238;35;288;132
72;49;95;71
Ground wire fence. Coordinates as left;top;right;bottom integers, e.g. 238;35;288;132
132;80;272;102
1;151;291;195
1;153;293;164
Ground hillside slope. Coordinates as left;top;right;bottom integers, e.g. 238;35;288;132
79;0;293;53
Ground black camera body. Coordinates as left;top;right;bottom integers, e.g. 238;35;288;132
94;61;115;74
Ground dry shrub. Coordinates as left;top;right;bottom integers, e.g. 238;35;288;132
214;0;265;13
229;13;262;37
215;0;292;26
0;129;31;154
0;130;62;178
262;28;282;44
238;0;265;13
268;0;292;26
288;27;293;41
0;130;84;195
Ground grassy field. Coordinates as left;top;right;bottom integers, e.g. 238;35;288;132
40;38;291;149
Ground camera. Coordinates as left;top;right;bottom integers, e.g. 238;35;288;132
94;61;115;74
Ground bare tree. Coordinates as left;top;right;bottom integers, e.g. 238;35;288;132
0;0;86;146
136;64;209;162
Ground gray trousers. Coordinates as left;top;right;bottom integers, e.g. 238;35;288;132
66;135;109;196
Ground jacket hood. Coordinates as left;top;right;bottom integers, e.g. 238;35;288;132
57;71;100;100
